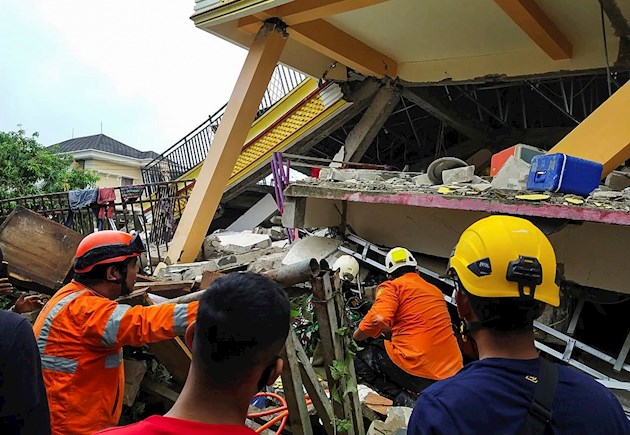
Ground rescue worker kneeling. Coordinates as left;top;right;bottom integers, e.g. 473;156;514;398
352;247;463;406
33;231;198;435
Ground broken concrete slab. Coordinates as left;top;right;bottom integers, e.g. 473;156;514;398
247;251;287;273
590;189;623;200
282;236;342;265
412;173;432;186
442;165;475;185
158;246;285;281
318;167;359;182
227;193;278;232
605;171;630;191
202;231;271;259
491;155;530;190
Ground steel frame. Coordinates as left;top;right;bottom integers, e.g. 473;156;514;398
340;232;630;393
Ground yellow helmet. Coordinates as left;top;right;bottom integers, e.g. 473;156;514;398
449;216;559;307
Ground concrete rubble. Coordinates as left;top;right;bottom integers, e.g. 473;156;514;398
490;155;530;190
158;229;290;281
294;159;630;213
366;406;413;435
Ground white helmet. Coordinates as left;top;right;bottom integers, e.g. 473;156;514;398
332;255;360;283
385;247;417;274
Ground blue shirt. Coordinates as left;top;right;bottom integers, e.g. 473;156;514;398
409;358;629;435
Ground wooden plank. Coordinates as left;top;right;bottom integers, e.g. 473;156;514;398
0;206;83;294
292;332;335;435
134;280;194;298
199;270;224;290
311;274;365;435
281;334;314;435
141;378;180;405
123;359;147;406
143;293;192;384
326;275;364;435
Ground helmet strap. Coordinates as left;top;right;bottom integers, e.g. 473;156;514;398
109;263;131;296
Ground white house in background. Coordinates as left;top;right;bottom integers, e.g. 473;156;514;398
50;134;159;188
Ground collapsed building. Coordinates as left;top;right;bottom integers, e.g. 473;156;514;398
2;0;630;433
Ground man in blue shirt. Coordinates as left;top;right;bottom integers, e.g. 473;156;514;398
409;216;629;435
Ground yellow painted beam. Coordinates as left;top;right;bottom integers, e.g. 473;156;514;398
549;81;630;177
289;20;397;78
494;0;572;60
165;22;287;265
239;0;391;32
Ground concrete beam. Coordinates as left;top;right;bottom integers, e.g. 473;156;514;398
549;80;630;177
345;83;400;162
166;23;287;264
402;87;496;144
494;0;573;60
239;0;392;32
289;20;397;78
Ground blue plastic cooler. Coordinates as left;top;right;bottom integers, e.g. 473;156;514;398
526;153;603;196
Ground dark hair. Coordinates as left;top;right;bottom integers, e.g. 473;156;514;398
74;259;130;285
193;272;290;386
389;265;416;279
465;290;546;333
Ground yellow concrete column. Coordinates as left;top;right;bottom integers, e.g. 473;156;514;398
549;81;630;177
165;22;287;265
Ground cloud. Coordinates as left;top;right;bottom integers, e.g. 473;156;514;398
1;0;246;152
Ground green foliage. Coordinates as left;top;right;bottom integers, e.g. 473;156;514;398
333;418;352;433
0;128;99;200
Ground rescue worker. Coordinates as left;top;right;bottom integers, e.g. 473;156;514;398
353;247;463;406
409;216;630;434
33;231;198;435
95;272;289;434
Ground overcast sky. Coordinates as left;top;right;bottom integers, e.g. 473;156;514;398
0;0;246;153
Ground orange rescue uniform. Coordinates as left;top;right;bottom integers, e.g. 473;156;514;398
358;272;462;380
33;281;198;435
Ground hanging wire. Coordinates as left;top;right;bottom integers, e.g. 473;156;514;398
601;5;613;96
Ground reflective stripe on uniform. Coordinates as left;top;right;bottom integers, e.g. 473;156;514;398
173;304;188;335
37;291;87;355
41;354;79;374
101;304;131;347
104;350;123;369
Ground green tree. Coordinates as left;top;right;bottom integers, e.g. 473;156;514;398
0;128;99;199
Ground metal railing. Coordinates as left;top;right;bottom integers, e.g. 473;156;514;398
0;180;195;275
142;65;306;189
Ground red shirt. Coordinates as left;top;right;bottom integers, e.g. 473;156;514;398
95;415;257;435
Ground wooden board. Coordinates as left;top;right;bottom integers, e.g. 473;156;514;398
123;359;147;406
133;281;194;299
0;206;83;294
143;293;192;384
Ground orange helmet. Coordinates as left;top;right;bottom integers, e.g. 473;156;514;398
74;231;146;273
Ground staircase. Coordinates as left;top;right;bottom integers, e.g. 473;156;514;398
141;65;306;187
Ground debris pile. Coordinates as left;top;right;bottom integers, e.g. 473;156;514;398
298;158;630;212
158;229;290;281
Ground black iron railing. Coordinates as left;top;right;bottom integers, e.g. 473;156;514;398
142;65;306;189
0;180;195;274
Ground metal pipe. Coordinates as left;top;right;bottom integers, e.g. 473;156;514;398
263;258;321;287
158;259;321;305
